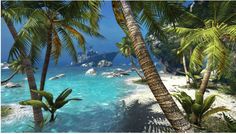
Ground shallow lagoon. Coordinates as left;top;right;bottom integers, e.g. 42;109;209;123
1;66;137;132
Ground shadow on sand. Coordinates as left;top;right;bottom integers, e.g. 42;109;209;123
117;100;174;132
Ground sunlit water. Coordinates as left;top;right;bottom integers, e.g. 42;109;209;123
1;66;139;132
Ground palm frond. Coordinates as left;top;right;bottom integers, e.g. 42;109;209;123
58;27;78;63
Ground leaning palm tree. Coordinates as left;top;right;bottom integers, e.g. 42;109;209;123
112;1;192;132
36;1;102;94
174;1;236;95
4;1;102;96
116;36;145;81
1;1;45;128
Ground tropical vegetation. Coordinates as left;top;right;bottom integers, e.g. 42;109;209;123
1;0;236;133
173;91;230;125
20;88;81;122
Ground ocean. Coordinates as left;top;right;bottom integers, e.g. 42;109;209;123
1;66;140;132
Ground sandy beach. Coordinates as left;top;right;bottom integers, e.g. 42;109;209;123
122;73;236;132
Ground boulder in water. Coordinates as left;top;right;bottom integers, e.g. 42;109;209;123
81;64;88;67
97;60;112;67
1;62;9;70
49;74;65;80
85;68;96;75
5;82;21;88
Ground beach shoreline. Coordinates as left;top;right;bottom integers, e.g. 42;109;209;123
122;73;236;131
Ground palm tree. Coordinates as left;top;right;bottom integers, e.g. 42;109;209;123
2;1;44;128
113;1;192;132
4;1;102;97
174;1;236;95
35;1;102;94
116;36;145;81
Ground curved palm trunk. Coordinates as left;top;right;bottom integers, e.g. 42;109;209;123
199;66;211;95
182;55;190;84
120;1;191;132
23;59;44;129
39;27;52;96
4;18;43;128
130;56;145;81
1;71;18;84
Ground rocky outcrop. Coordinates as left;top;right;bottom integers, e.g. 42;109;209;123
102;68;130;78
85;68;96;75
49;74;65;80
1;62;9;69
97;60;112;67
81;62;95;67
4;82;21;88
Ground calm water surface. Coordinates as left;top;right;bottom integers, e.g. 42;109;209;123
1;66;138;132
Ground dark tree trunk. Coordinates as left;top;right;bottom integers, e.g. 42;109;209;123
23;59;44;129
4;18;43;128
39;26;52;98
120;1;192;132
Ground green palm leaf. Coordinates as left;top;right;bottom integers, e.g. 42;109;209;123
19;100;49;111
31;90;53;106
202;106;230;120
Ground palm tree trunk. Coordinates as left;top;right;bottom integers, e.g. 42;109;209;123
182;55;190;84
130;56;145;81
23;59;44;129
5;20;18;40
39;27;52;96
120;1;191;132
199;65;211;95
1;71;18;84
4;18;43;128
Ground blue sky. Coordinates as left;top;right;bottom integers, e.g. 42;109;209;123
1;1;192;66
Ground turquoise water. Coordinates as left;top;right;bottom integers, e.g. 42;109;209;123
1;66;137;132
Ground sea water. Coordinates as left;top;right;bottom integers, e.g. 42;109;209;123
1;66;137;132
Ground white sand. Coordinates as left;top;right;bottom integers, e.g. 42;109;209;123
123;74;236;119
1;104;32;124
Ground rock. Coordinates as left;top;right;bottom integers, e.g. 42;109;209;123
97;60;112;67
81;64;88;67
85;68;96;75
49;74;65;80
159;70;165;74
5;82;21;88
88;62;95;67
101;72;114;76
102;69;130;78
81;62;95;67
1;62;9;69
115;68;125;72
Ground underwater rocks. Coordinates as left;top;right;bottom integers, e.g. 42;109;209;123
49;74;65;80
4;82;21;88
85;68;97;75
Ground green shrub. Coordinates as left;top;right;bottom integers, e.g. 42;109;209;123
19;88;81;122
172;91;230;126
